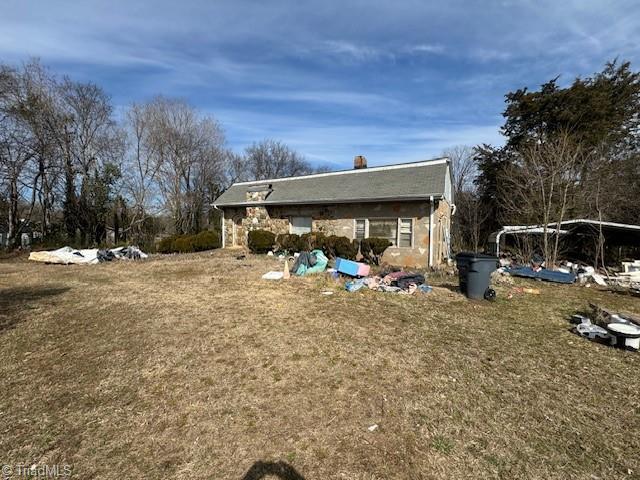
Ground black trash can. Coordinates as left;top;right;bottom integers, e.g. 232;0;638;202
456;252;498;300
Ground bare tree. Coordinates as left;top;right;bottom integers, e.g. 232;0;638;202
454;190;492;252
55;79;124;244
0;119;34;247
0;63;41;247
443;145;476;194
499;132;588;267
144;97;227;234
122;102;162;242
18;61;64;239
243;139;313;181
441;145;489;252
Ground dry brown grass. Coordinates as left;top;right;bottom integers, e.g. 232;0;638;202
0;250;639;480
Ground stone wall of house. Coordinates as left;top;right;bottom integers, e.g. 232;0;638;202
222;205;289;248
221;200;452;267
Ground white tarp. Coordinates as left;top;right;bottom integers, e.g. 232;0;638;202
29;246;148;265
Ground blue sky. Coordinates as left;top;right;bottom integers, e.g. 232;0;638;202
2;1;639;168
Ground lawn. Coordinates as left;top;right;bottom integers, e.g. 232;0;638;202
1;250;639;479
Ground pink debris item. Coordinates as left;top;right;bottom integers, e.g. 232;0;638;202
357;263;370;276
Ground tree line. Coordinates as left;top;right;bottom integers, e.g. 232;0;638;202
3;58;639;260
0;60;323;249
447;60;640;266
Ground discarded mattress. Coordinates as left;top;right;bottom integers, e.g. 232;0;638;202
28;246;148;265
507;266;575;284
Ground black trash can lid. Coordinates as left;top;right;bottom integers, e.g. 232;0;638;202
455;252;498;260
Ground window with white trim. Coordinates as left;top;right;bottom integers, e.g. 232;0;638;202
399;218;413;247
356;218;414;247
368;219;398;246
355;219;366;240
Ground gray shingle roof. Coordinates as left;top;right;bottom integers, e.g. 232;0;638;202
213;158;450;207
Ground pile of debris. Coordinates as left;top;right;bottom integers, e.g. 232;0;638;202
607;260;640;294
497;253;640;290
334;258;431;295
572;304;640;352
261;252;432;295
28;246;148;265
344;272;431;294
262;249;329;280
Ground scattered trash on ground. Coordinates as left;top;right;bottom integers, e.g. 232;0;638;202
261;271;284;280
512;286;541;295
290;249;328;276
497;254;640;293
368;424;379;432
571;303;640;351
344;270;431;295
28;246;148;265
491;269;514;285
507;266;576;284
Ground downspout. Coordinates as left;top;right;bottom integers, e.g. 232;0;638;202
449;203;456;260
429;196;434;268
213;204;225;248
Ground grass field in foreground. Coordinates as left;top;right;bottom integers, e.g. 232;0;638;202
1;250;639;479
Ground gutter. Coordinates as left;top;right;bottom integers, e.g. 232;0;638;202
212;194;444;208
429;195;434;268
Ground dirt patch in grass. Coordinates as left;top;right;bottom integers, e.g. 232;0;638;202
0;250;639;479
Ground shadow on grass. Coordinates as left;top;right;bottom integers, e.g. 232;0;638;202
241;461;305;480
0;286;70;333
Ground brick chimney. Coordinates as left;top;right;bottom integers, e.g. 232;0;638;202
353;155;367;169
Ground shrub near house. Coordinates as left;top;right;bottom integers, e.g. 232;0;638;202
360;238;393;265
157;230;221;253
249;229;390;263
248;230;276;254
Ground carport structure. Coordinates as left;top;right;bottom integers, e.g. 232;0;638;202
488;219;640;263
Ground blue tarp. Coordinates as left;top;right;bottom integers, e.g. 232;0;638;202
507;266;576;284
295;249;328;276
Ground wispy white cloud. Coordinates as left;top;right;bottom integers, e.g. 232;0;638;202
235;89;402;111
318;40;394;63
1;0;638;165
214;107;503;167
405;44;445;55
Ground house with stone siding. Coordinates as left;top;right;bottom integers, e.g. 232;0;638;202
212;156;454;267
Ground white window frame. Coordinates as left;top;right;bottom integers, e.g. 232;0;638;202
354;217;414;248
398;217;414;248
354;218;368;240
